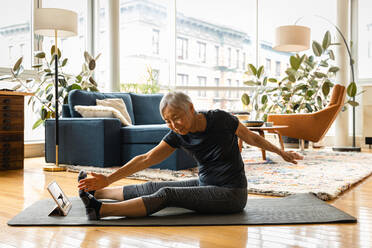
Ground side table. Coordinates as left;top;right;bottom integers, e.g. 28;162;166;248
239;125;288;160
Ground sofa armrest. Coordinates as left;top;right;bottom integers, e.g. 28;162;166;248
45;118;121;167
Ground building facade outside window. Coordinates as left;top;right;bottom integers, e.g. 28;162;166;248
197;76;207;97
214;78;220;97
197;41;206;63
236;49;240;69
215;45;219;65
177;37;188;60
177;73;189;86
275;61;281;76
152;29;160;55
227;47;232;67
242;52;246;70
265;58;271;75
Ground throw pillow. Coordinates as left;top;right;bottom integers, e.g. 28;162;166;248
96;98;132;125
74;105;131;126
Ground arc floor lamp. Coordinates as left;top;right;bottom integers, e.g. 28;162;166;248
273;16;361;152
34;8;78;171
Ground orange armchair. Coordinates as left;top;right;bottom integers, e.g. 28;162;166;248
267;84;346;147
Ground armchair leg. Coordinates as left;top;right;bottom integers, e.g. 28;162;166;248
299;139;305;151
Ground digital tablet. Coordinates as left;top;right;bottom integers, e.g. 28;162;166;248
47;181;72;216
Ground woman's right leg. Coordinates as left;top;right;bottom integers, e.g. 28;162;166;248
94;179;199;201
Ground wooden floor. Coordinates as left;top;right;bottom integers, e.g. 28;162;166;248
1;155;372;248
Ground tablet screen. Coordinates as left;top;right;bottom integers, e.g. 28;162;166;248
47;181;71;215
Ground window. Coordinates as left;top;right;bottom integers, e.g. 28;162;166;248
359;0;372;78
177;37;188;60
197;76;206;97
214;78;220;97
0;0;32;68
227;47;232;67
242;52;246;70
236;80;240;97
227;79;232;98
215;45;219;65
152;29;160;55
177;73;189;86
42;0;88;75
275;61;281;76
265;58;271;75
197;41;206;63
236;49;240;69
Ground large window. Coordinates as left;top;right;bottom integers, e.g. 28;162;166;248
197;41;206;63
42;0;88;75
358;0;372;79
177;37;188;60
0;0;32;68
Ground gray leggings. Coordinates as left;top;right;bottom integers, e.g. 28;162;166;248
123;179;247;216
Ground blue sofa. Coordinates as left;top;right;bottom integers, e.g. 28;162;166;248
45;90;196;170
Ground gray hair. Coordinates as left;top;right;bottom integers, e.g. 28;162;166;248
159;91;193;118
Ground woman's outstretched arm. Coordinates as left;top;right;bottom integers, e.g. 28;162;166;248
78;141;175;191
235;122;303;164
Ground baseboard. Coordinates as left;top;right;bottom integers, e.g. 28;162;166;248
25;142;45;158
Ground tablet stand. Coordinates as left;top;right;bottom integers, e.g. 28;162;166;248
48;204;64;216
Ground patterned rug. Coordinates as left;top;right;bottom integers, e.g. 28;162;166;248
66;148;372;201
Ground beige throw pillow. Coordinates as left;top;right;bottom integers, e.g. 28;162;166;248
96;98;132;125
74;105;131;126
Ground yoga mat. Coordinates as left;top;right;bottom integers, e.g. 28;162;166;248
8;193;356;226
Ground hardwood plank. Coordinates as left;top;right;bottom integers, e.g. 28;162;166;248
1;155;372;247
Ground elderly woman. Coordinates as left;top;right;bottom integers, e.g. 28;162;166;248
78;91;303;220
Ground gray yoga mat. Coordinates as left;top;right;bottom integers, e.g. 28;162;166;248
8;193;356;226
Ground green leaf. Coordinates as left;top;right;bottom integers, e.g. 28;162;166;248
32;64;43;69
322;82;330;97
290;56;300;71
328;66;340;73
61;58;68;67
322;31;331;50
347;100;359;107
88;59;96;70
319;60;329;67
261;95;268;104
248;64;257;76
241;93;250;105
312;41;323;57
347;82;357;97
32;119;43;130
84;51;93;63
34;51;45;59
328;50;335;60
41;108;48;120
314;72;327;78
317;96;322;107
263;77;267;86
51;45;61;58
305;103;313;112
257;66;264;78
268;78;277;83
243;80;257;86
46;93;53;101
13;57;23;72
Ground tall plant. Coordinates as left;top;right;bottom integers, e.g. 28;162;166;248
120;66;161;94
241;31;360;121
1;47;101;129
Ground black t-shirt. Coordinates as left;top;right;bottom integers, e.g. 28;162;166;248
163;109;247;188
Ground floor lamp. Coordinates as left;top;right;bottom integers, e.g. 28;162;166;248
273;18;361;152
34;8;78;171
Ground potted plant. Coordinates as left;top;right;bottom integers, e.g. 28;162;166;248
0;47;101;129
241;31;361;147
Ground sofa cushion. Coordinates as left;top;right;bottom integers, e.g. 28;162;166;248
130;93;165;125
74;105;132;126
121;124;170;144
68;90;135;123
96;98;132;125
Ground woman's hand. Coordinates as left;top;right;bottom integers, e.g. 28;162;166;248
78;172;109;191
279;150;304;164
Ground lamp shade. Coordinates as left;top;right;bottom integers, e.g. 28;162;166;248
273;25;311;52
34;8;77;37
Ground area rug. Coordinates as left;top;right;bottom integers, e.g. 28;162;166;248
66;149;372;201
8;193;356;226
